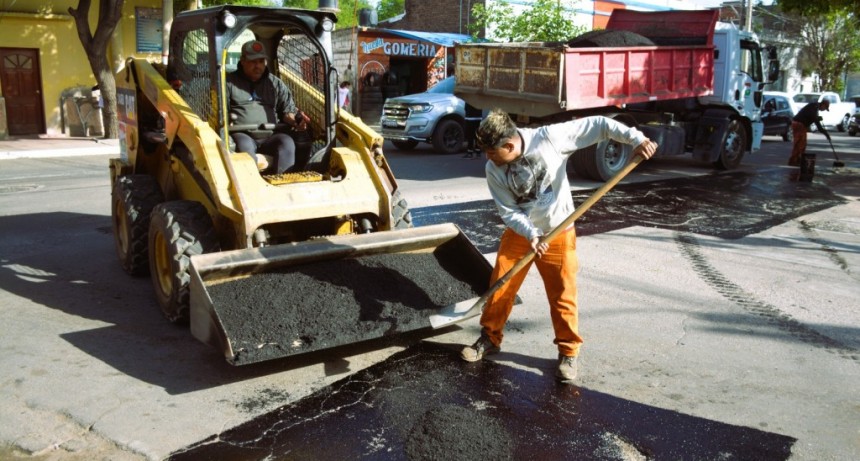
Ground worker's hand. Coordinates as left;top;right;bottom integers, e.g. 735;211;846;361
633;139;658;160
530;237;548;258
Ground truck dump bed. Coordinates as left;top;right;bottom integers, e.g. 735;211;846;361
455;10;719;117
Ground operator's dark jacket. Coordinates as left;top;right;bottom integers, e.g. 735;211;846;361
226;68;296;126
793;102;827;134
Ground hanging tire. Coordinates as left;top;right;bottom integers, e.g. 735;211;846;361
431;119;465;155
148;201;220;324
391;189;413;229
112;175;164;276
392;139;420;151
714;119;747;170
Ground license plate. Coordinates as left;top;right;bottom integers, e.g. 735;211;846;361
383;120;399;128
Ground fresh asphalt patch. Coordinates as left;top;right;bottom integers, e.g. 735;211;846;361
168;342;795;460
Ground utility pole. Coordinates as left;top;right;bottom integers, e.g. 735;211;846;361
745;0;753;32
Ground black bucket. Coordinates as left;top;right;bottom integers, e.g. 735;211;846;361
799;152;816;182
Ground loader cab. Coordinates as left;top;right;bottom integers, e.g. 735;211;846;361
167;6;337;165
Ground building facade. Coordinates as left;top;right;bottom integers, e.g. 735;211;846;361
0;0;163;138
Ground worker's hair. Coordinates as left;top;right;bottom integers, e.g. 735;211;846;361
476;108;518;149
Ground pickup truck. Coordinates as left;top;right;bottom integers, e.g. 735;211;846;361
792;92;856;132
380;76;473;155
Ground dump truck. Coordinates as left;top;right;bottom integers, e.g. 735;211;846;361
109;5;491;365
455;9;780;181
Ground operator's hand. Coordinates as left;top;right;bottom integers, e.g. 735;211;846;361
286;111;310;131
531;236;548;259
633;138;658;160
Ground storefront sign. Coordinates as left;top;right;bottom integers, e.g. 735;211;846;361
359;37;438;58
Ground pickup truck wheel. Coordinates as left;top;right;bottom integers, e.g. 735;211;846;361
392;140;420;151
112;175;164;276
838;114;849;132
432;119;465;155
148;201;220;324
714;119;747;170
391;190;413;229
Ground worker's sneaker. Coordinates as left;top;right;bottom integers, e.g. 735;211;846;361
556;354;578;381
460;335;500;362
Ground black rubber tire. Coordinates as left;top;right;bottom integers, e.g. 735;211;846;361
112;175;164;276
391;189;413;229
570;137;633;182
782;127;793;142
148;201;220;324
713;119;747;170
837;114;849;132
392;139;420;151
431;119;465;155
570;145;600;180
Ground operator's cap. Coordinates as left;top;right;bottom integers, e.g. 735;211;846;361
241;40;267;61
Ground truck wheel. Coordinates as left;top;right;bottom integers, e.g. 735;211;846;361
571;138;632;182
391;189;413;229
837;114;849;132
148;201;220;324
392;140;420;151
112;175;164;276
714;119;747;170
432;119;465;155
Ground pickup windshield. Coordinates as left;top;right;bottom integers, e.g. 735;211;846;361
793;93;820;104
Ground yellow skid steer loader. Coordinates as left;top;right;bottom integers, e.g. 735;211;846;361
109;5;490;365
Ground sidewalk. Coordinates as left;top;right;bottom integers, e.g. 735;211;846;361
0;135;119;160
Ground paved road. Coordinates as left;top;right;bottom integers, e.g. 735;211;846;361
0;132;857;460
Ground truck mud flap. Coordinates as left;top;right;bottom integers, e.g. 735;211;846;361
188;223;491;365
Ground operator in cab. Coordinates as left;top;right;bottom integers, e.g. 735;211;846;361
788;99;830;167
226;40;311;173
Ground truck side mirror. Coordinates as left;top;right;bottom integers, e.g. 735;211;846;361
767;60;780;83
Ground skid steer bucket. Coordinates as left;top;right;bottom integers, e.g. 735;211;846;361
188;223;491;365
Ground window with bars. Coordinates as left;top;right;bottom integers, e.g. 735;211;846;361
173;28;215;128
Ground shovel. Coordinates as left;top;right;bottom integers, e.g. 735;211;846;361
826;137;845;168
429;153;649;329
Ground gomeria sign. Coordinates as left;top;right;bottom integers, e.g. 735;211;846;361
359;37;439;58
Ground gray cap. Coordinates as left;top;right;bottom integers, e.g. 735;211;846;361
241;40;267;60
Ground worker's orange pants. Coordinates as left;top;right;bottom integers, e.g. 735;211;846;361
480;227;582;356
789;121;807;164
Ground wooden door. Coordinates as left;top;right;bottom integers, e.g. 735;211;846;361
1;48;45;135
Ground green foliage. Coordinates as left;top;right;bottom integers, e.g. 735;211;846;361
377;0;405;21
776;0;860;18
469;0;586;42
795;10;860;92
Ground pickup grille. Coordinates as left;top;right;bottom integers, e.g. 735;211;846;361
382;103;410;122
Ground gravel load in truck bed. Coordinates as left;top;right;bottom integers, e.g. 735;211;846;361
206;250;487;364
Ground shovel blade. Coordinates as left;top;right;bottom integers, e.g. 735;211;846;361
429;297;483;329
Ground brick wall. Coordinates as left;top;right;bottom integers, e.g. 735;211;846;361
380;0;484;36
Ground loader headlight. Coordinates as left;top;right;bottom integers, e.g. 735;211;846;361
221;10;237;29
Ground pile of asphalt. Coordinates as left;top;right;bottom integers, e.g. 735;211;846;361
207;251;486;364
567;30;655;48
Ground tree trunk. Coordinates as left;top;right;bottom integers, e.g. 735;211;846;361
69;0;124;139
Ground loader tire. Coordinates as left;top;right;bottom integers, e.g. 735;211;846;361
112;175;164;276
392;189;413;229
148;201;219;324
